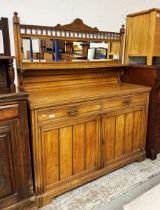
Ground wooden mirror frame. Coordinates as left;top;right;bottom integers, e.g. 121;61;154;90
13;12;125;71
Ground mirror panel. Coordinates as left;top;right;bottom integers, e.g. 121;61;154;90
21;38;120;63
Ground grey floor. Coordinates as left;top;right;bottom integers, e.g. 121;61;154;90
39;154;160;210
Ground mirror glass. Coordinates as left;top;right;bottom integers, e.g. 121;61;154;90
21;38;120;62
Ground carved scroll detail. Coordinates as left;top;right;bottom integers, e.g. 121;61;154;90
53;18;99;32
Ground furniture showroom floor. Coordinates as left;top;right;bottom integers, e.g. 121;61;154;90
124;182;160;210
40;154;160;210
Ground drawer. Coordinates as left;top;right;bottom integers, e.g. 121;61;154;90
0;104;19;121
102;94;147;111
38;102;101;122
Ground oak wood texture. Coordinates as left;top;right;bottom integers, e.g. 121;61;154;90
0;91;36;210
125;8;160;65
122;65;160;160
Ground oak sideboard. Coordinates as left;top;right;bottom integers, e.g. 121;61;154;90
13;13;151;207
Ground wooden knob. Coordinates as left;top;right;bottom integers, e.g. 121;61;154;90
68;108;78;116
123;99;131;105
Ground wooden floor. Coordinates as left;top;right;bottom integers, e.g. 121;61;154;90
39;155;160;210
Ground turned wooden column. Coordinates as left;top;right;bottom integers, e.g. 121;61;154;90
119;25;125;63
8;59;15;91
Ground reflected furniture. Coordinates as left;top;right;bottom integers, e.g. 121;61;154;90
125;8;160;65
0;17;36;209
13;12;151;208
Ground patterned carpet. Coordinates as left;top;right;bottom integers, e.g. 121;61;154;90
40;155;160;210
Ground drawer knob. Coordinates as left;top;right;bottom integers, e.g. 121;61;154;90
68;109;78;116
123;99;131;105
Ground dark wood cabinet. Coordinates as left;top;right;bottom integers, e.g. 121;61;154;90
0;16;36;209
0;93;36;209
122;65;160;160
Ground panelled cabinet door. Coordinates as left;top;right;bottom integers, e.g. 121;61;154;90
0;121;21;208
153;81;160;154
103;107;146;167
39;116;100;193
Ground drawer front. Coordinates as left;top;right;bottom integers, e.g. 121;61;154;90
38;102;101;122
0;104;19;121
102;94;147;111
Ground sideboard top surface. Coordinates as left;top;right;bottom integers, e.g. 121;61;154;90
20;62;127;72
28;82;151;109
0;88;28;102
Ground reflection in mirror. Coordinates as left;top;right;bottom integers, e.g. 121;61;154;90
0;30;4;54
22;39;30;60
89;42;108;60
22;38;42;61
21;38;120;63
109;42;120;60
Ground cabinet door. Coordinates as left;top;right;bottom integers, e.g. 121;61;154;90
0;121;21;208
103;107;146;167
39;116;100;193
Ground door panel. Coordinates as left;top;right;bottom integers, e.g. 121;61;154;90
103;108;145;166
41;116;100;191
115;114;125;158
124;112;134;153
43;130;59;186
104;116;115;162
59;126;73;180
0;123;19;205
133;110;143;150
0;131;14;198
86;121;97;169
73;123;85;174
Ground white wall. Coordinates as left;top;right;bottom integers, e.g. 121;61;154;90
0;0;160;83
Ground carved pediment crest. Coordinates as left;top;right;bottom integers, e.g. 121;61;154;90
53;18;99;33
